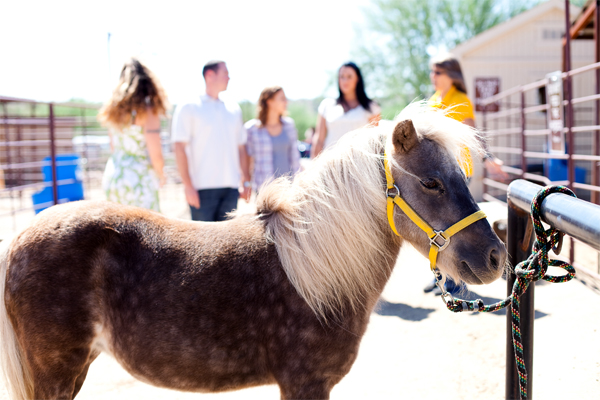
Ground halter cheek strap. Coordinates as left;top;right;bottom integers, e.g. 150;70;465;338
384;152;487;271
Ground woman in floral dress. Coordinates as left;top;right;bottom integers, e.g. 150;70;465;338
98;58;168;212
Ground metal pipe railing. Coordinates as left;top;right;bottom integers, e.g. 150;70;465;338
508;180;600;253
506;179;600;399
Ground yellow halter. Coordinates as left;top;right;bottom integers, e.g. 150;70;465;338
384;152;487;271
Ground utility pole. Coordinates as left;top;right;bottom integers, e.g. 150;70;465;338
107;32;112;81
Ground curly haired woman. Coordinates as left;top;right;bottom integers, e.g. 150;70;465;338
98;58;168;212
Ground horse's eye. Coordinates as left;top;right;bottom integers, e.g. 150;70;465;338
420;179;439;190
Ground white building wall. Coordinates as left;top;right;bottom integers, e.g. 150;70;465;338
452;5;595;201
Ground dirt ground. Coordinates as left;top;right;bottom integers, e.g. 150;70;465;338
1;198;599;400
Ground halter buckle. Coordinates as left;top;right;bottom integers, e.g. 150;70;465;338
430;231;450;251
386;184;400;198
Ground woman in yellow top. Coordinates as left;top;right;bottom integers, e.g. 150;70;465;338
425;53;505;295
428;53;505;181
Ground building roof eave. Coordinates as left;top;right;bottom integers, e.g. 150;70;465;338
451;0;580;57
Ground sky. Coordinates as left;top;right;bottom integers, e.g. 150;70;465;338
1;0;370;106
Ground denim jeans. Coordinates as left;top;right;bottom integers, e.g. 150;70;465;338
190;188;239;222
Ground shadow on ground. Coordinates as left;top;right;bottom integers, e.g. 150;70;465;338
374;298;435;321
577;275;600;295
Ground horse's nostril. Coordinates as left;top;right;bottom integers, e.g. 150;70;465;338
490;249;499;269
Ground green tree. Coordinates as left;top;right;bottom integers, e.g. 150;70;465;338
239;100;256;123
287;98;322;142
354;0;539;116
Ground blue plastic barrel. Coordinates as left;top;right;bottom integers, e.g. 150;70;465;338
31;154;84;214
546;158;586;184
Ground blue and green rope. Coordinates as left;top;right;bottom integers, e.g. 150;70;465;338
443;185;577;400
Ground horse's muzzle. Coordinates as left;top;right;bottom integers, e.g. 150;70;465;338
459;240;506;285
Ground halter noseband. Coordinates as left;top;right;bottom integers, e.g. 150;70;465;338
384;152;487;271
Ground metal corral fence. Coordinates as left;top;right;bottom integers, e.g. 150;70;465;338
0;96;177;240
481;61;600;203
480;58;600;276
479;1;600;277
505;179;600;399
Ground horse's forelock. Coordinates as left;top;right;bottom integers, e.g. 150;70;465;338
391;101;484;173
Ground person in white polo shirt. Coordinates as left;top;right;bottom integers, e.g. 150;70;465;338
172;60;251;221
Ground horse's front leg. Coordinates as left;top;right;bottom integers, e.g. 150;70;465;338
278;377;334;400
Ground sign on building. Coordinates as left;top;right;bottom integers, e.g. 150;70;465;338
545;71;565;154
475;77;500;112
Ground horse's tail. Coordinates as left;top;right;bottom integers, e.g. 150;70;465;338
0;237;33;400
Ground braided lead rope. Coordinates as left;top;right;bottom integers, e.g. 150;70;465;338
433;186;577;400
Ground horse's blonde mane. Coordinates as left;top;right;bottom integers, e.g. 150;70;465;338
256;102;483;319
387;101;484;174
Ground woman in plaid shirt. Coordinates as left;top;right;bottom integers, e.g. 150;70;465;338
244;86;301;192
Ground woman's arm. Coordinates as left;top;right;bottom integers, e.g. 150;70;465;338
288;121;301;173
462;117;508;179
238;145;251;202
311;114;327;158
463;118;475;128
368;102;382;126
243;124;255;191
143;111;166;186
108;130;114;153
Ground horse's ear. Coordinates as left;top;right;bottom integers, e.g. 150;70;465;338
392;119;418;154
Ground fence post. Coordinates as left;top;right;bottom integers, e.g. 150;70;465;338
594;0;600;205
483;107;488;199
520;90;526;179
564;0;574;190
80;107;91;193
2;102;16;232
2;102;12;188
49;103;58;205
505;199;534;399
564;0;577;266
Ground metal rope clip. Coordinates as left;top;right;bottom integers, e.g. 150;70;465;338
430;231;450;251
432;269;454;304
441;290;454;304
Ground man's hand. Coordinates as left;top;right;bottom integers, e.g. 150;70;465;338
184;184;200;209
